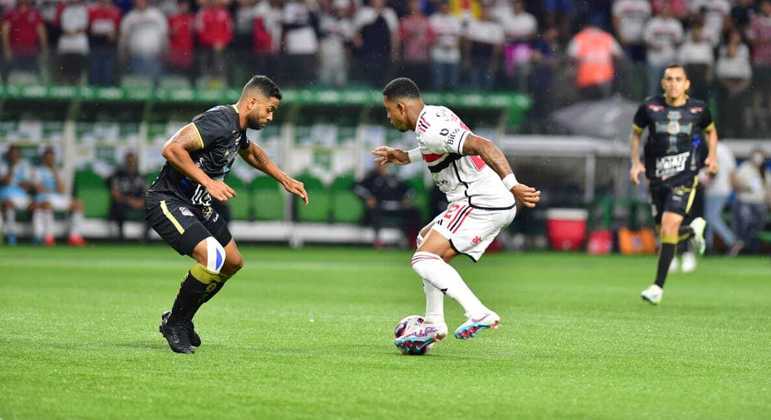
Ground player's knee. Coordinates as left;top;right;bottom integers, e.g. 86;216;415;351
195;237;226;274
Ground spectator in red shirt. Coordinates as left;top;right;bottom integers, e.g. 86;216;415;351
1;0;48;79
88;0;121;86
398;0;434;88
167;0;195;82
196;0;233;87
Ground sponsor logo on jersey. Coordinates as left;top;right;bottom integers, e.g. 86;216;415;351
655;152;689;178
648;104;664;112
179;207;194;217
689;107;703;114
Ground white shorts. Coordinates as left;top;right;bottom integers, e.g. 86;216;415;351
36;193;71;211
429;201;516;262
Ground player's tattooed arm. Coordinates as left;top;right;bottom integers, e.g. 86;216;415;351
162;123;235;202
462;134;540;208
239;143;309;204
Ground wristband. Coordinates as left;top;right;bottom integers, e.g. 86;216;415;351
502;174;518;190
407;148;423;163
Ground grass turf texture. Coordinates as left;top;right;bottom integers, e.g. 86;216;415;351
1;246;769;419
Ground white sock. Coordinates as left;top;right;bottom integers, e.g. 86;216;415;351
422;279;445;325
4;208;16;235
411;251;488;319
32;210;44;239
70;210;83;236
44;209;55;237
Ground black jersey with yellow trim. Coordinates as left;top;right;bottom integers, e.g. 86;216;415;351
148;105;249;206
632;95;713;184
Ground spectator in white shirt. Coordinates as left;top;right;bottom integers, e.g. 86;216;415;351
318;0;353;87
352;0;399;86
57;0;89;84
428;0;462;90
716;29;752;138
689;0;730;46
701;143;740;254
282;0;319;86
464;3;504;90
678;22;714;100
612;0;651;63
499;0;537;91
119;0;168;85
732;148;770;253
643;3;683;95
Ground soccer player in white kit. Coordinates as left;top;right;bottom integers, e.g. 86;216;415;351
374;78;541;352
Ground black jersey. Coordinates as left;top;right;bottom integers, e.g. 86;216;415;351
148;105;249;206
633;96;714;184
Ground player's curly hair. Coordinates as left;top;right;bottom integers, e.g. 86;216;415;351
382;77;421;100
243;75;282;100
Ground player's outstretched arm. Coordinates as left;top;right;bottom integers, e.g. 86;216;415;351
162;123;235;202
239;143;308;204
371;146;419;167
462;134;540;208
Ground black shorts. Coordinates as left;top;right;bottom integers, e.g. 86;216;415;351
145;192;232;256
648;175;699;225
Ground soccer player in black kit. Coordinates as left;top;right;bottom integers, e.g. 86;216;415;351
629;64;719;305
146;76;309;353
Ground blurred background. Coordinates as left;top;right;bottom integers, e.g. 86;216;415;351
0;0;769;255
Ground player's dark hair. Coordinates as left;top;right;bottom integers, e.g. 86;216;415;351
382;78;421;100
243;75;282;100
663;64;689;80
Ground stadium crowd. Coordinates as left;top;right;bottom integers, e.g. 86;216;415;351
1;0;770;137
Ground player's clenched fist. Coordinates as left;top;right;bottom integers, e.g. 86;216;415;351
283;177;309;205
205;179;236;202
372;146;410;166
512;183;541;208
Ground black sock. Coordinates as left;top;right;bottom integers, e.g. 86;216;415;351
655;243;676;288
678;225;694;242
168;273;208;324
200;278;229;304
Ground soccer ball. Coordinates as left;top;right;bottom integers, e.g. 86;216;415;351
393;315;433;355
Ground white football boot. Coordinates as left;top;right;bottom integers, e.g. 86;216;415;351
681;251;697;273
424;321;448;341
454;311;500;340
689;217;707;255
394;322;446;355
641;284;663;305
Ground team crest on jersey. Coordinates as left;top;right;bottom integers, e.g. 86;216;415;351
179;207;194;217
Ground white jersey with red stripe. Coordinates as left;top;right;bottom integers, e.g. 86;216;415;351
415;105;515;210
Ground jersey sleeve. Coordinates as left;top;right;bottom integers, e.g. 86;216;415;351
632;103;650;134
238;132;251;150
192;109;231;149
417;110;472;155
699;106;715;131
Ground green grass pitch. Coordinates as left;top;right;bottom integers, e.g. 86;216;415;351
1;245;769;419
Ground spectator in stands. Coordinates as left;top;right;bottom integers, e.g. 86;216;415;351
612;0;651;64
108;151;147;242
253;0;283;80
566;22;622;100
88;0;121;86
449;0;481;23
543;0;573;41
651;0;688;21
429;0;461;91
398;0;433;88
56;0;89;85
32;147;86;246
678;22;714;100
354;165;421;248
643;3;683;96
196;0;233;87
732;148;770;253
1;0;47;81
530;25;560;130
464;2;504;90
232;0;258;84
499;0;537;91
748;0;771;135
716;29;752;138
167;0;195;84
318;0;353;87
690;0;730;46
281;0;319;87
119;0;168;86
729;0;755;34
0;144;34;246
352;0;399;87
702;142;741;255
